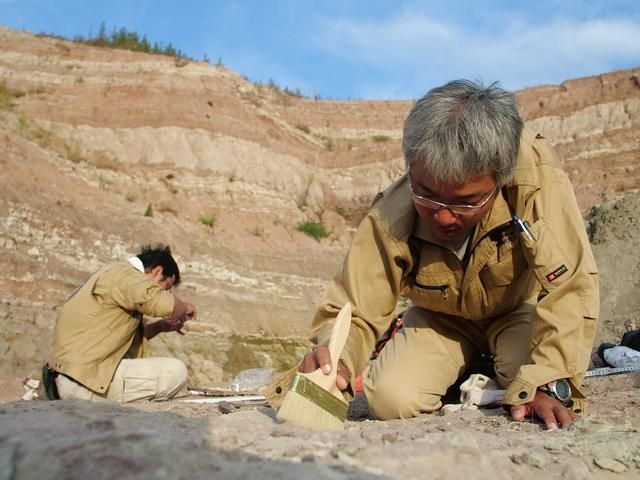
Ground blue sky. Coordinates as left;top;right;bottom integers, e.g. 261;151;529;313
1;0;639;100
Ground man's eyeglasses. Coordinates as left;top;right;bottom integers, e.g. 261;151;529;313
408;177;498;215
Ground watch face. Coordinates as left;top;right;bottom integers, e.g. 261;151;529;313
553;379;571;402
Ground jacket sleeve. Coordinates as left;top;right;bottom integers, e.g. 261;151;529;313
95;265;175;320
504;149;599;409
310;209;413;386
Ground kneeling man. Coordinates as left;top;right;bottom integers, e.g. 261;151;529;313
48;244;197;402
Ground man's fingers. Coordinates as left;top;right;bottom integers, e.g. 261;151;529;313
554;405;576;428
336;374;349;391
299;352;317;372
336;360;352;391
536;404;559;430
510;392;578;429
298;346;335;375
314;346;332;374
510;404;527;422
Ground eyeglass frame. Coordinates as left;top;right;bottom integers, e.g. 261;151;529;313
408;174;499;215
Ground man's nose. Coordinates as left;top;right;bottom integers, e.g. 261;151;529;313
432;207;458;225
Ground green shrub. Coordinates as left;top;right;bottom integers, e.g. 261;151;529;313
39;22;192;60
297;220;328;240
371;135;391;143
143;203;153;217
199;213;216;228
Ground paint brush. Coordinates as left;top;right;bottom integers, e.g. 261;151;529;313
276;302;352;430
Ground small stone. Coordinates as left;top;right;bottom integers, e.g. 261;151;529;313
593;457;628;473
510;452;546;468
381;433;398;444
27;246;40;256
218;401;239;414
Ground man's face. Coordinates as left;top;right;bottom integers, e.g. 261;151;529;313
146;266;176;291
409;170;498;241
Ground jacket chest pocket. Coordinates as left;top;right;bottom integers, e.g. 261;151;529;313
410;271;459;315
479;238;527;286
410;244;462;314
475;237;534;316
415;275;451;299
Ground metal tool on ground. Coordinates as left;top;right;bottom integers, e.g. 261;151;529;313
276;302;352;430
584;365;640;377
187;386;262;397
180;394;266;404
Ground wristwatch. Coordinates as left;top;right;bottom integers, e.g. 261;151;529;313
538;379;572;406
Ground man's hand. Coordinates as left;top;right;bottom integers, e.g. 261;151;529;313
172;298;198;323
299;345;351;391
162;315;191;335
509;390;577;430
144;300;196;340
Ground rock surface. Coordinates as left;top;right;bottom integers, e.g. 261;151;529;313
1;374;639;479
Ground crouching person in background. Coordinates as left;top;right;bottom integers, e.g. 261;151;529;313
45;244;197;402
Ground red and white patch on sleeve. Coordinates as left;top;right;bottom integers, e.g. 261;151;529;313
546;264;568;282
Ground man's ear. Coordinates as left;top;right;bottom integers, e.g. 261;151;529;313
151;265;164;278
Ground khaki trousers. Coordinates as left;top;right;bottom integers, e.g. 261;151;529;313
363;299;534;419
55;358;188;403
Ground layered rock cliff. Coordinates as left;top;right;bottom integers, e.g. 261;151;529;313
0;26;638;396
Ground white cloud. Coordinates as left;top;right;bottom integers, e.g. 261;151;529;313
316;13;640;97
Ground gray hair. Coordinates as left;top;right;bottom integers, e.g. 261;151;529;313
402;79;523;187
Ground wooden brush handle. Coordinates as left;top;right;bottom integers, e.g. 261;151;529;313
302;302;352;397
327;302;352;376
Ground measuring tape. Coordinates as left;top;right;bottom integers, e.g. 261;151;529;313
584;365;640;377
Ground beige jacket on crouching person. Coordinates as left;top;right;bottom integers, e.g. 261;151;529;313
311;128;599;412
49;261;179;398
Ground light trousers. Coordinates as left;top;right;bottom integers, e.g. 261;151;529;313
55;357;188;403
363;300;534;419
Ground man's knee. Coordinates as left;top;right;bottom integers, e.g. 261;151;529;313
362;368;441;420
156;358;188;398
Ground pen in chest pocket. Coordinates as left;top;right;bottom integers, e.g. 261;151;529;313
512;215;537;241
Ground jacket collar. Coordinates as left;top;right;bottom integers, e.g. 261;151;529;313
127;256;145;273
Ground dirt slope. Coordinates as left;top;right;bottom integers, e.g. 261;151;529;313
0;25;639;396
0;24;640;480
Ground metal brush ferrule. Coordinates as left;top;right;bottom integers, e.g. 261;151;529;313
288;373;348;422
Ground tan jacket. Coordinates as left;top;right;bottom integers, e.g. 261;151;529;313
50;261;175;393
312;128;599;406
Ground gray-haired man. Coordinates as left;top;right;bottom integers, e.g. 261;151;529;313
301;80;599;429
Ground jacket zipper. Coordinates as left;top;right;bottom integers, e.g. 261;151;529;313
414;281;449;300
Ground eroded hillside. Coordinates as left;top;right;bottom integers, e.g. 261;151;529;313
1;26;639;397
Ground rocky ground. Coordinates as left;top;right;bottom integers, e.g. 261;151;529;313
1;374;638;480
